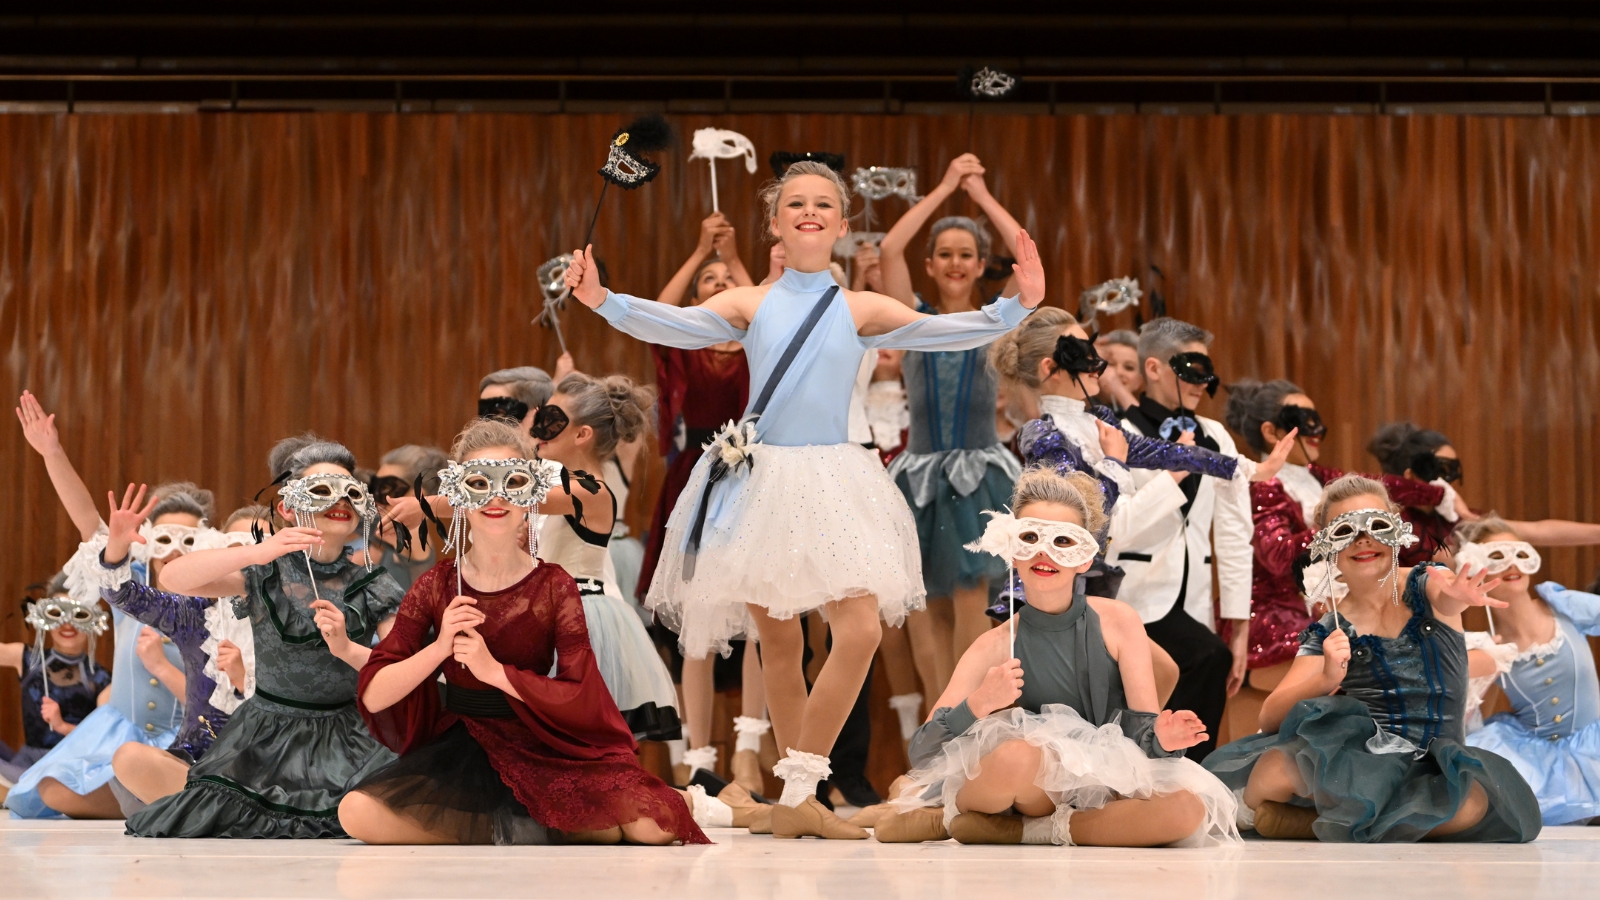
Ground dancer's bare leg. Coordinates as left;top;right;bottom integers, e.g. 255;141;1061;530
338;790;459;845
748;595;882;756
877;623;921;698
681;655;715;749
1241;748;1307;809
953;740;1053;816
741;640;766;718
906;602;955;698
951;580;992;660
1068;792;1207;847
1425;782;1488;839
111;742;190;804
36;778;122;819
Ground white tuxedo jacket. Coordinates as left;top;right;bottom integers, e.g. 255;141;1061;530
1106;414;1254;628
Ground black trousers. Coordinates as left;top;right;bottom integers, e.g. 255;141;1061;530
1141;556;1233;763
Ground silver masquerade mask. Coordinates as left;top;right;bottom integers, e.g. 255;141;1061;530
965;66;1018;99
1457;541;1541;576
279;473;380;571
1079;277;1142;319
851;167;921;203
537;254;574;306
1306;508;1418;608
25;595;110;698
436;458;560;590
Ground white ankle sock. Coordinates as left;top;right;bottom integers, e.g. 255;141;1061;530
1021;807;1074;845
683;746;718;776
1232;788;1256;832
732;716;770;754
666;739;686;767
685;785;734;828
772;749;831;808
887;693;923;741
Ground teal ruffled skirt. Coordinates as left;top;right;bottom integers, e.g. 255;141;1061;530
1204;696;1541;842
125;694;395;838
892;449;1017;599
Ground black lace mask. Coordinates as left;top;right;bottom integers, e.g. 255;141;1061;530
1052;333;1109;375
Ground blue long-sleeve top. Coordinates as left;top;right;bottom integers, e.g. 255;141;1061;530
595;268;1032;448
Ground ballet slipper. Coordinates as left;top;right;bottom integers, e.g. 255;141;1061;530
745;805;774;834
1253;800;1318;840
564;826;623;845
771;796;868;840
872;807;950;843
846;803;893;828
731;749;765;797
949;811;1024;845
715;782;771;830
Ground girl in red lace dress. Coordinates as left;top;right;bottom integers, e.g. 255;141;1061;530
339;419;706;845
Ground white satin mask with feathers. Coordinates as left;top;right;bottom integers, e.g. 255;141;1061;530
966;511;1099;569
689;128;757;172
134;523;227;561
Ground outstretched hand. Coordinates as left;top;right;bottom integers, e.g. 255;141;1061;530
1154;709;1208;752
1011;229;1045;308
1429;564;1507;614
564;245;607;309
1251;428;1299;483
16;391;64;457
256;526;325;563
105;483;159;564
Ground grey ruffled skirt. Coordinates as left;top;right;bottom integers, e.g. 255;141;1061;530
1204;695;1541;843
126;694;396;839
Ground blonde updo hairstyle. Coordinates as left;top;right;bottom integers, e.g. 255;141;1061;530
450;418;534;463
554;373;657;458
1454;515;1517;545
760;160;854;244
1011;467;1108;537
1312;474;1395;528
989;307;1080;389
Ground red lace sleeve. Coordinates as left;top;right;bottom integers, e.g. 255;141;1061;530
1251;480;1315;579
501;566;640;761
358;567;448;753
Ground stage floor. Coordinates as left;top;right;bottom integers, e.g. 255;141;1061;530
7;818;1600;899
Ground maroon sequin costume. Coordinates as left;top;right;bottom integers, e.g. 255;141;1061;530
1234;464;1450;670
636;345;749;601
358;562;707;843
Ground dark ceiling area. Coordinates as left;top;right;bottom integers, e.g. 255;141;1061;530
3;3;1600;113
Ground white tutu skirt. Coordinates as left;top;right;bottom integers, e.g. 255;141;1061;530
891;704;1240;846
645;442;925;659
582;591;680;718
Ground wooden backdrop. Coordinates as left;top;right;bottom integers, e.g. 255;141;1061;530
2;112;1597;763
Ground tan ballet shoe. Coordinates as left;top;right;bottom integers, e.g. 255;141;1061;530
873;807;950;843
745;804;774;834
847;803;893;828
714;783;771;829
671;763;692;787
1253;800;1319;840
564;826;623;845
949;811;1024;845
771;796;868;840
731;749;765;797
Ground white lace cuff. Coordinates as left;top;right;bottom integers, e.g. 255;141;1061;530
1432;479;1462;523
61;528;128;606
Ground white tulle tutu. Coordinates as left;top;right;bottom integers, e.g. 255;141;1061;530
891;704;1241;845
581;591;680;718
645;442;925;659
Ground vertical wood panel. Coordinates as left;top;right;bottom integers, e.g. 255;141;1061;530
1;112;1597;753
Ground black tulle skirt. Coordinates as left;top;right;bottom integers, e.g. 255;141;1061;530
349;723;551;845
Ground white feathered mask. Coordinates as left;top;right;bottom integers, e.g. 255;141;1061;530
966;511;1099;570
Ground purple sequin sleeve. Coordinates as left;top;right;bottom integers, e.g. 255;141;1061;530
1018;416;1125;510
1098;406;1240;479
104;580;230;759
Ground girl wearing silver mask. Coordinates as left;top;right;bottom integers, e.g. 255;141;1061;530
1204;475;1541;844
124;434;406;839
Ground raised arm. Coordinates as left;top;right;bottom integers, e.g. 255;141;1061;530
159;527;323;598
860;228;1044;345
878;154;985;308
16;392;102;541
657;213;740;308
567;245;754;345
1504;518;1600;547
960;170;1023;297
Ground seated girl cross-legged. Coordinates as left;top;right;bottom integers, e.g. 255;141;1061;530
876;468;1240;847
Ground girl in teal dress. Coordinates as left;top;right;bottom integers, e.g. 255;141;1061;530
1204;474;1542;842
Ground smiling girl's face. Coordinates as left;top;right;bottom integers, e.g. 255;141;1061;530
770;174;848;256
1011;500;1096;605
925;228;985;300
1326;493;1399;584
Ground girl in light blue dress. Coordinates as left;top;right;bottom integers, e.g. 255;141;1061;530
562;159;1044;838
1458;517;1600;825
